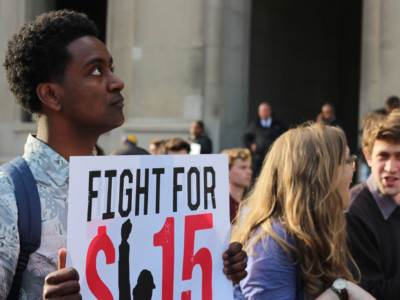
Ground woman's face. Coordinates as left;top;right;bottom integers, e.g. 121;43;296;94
337;147;355;209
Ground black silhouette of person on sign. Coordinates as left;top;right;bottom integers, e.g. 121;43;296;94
119;219;132;299
118;219;156;299
132;269;156;300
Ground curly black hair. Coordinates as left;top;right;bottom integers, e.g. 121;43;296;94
3;10;99;114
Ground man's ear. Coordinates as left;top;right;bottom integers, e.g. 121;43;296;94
36;83;62;112
363;148;372;167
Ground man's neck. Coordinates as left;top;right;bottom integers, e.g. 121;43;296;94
229;184;245;204
36;117;98;161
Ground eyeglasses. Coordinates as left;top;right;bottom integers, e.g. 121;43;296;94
345;154;358;170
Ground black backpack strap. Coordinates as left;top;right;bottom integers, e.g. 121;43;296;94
0;156;41;299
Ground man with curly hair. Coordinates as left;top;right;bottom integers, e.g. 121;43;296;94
0;10;246;299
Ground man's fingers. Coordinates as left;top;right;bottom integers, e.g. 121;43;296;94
223;244;247;266
45;268;80;285
223;259;247;275
43;277;81;299
222;242;243;259
223;259;248;286
45;295;82;300
222;242;248;285
58;248;67;270
43;280;82;299
226;270;248;286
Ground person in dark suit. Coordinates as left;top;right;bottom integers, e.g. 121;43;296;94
189;120;212;154
243;102;285;179
316;103;345;130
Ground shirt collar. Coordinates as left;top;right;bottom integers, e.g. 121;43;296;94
23;134;69;187
366;175;399;220
261;117;272;127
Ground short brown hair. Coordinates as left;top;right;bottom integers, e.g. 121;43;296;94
166;137;191;154
220;148;251;169
363;109;400;157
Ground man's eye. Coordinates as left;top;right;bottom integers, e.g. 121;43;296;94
92;67;101;75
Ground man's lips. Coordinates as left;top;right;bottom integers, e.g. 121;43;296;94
111;97;124;107
382;176;400;186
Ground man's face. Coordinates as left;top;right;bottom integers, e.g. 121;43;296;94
149;143;158;155
365;139;400;202
258;103;271;120
322;105;334;120
229;158;252;189
190;122;202;137
56;36;125;135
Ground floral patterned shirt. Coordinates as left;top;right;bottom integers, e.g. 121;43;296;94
0;135;69;299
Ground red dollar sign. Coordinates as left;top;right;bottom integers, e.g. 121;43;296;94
86;225;116;299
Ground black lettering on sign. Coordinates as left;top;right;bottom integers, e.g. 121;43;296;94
187;167;200;211
119;169;133;217
88;170;101;222
204;167;216;209
103;170;117;220
152;168;165;214
173;167;184;212
135;169;149;216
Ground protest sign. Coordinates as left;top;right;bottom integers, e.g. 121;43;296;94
67;154;233;299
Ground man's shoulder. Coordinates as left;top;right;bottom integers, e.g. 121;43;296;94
347;181;377;218
350;182;368;200
0;170;18;223
0;171;16;202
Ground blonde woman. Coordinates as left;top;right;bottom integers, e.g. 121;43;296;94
231;123;375;300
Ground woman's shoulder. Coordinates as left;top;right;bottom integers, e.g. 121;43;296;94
251;221;297;256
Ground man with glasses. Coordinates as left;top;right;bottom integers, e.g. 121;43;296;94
345;109;400;300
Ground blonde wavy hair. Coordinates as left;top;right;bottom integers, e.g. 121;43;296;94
231;122;358;297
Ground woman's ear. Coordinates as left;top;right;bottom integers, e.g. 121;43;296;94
36;83;62;112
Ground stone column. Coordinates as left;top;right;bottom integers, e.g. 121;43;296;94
203;0;251;151
359;0;381;120
380;0;400;104
359;0;400;120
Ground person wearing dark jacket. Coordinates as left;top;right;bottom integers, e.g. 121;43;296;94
242;102;285;178
316;103;345;131
345;109;400;300
189;120;212;154
110;134;150;155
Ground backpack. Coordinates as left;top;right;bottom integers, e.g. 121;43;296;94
0;156;41;299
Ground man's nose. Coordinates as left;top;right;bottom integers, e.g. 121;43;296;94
108;73;125;91
385;158;399;173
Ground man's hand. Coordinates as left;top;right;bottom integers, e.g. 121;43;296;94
43;248;81;299
222;242;247;286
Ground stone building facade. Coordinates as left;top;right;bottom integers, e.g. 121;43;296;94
0;0;399;163
0;0;250;161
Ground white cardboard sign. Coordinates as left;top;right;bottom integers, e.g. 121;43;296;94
67;154;233;300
